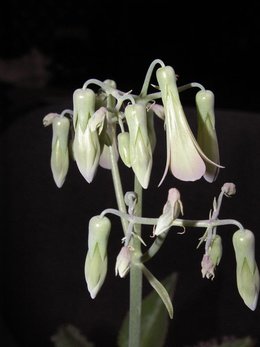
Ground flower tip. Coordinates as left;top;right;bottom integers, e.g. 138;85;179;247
53;178;64;188
246;296;258;311
89;289;98;300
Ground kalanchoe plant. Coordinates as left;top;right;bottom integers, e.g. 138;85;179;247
43;59;259;347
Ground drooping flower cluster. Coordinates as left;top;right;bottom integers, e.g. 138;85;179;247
43;59;259;313
43;60;222;190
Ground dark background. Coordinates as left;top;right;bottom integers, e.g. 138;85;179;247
1;1;260;347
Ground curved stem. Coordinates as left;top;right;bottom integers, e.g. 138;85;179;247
177;82;205;93
141;232;168;263
139;59;165;97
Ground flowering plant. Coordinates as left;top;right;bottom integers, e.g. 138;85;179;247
43;59;259;347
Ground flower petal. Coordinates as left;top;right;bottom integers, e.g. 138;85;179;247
166;96;206;181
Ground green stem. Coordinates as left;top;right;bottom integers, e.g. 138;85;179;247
109;143;128;236
129;177;143;347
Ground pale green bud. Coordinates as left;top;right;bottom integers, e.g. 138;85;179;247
196;90;220;182
232;229;260;310
117;132;131;168
84;215;111;299
73;88;95;131
125;104;153;189
50;116;70;188
115;246;131;278
73;88;101;182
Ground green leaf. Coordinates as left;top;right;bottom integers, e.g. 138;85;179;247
51;324;95;347
118;271;178;347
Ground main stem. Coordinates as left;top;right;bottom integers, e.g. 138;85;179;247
129;177;143;347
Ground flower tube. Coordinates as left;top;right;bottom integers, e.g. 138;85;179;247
156;66;220;184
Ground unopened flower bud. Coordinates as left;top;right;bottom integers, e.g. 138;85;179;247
125;104;153;189
221;182;236;197
84;215;111;299
201;254;215;279
154;188;183;236
196;90;220;182
232;229;260;310
73;88;95;130
51;116;70;188
115;246;131;278
72;88;101;183
117;132;131;167
201;234;222;279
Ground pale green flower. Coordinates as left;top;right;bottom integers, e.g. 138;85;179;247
43;112;70;188
50;116;70;188
72;88;101;183
154;188;183;236
156;66;220;184
84;215;111;299
125;104;153;189
196;90;220;182
232;229;260;310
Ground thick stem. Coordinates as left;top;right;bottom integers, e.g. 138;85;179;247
129;177;143;347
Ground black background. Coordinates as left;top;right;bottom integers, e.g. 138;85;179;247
1;1;260;347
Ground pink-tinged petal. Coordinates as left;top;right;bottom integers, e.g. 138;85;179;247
166;96;206;181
